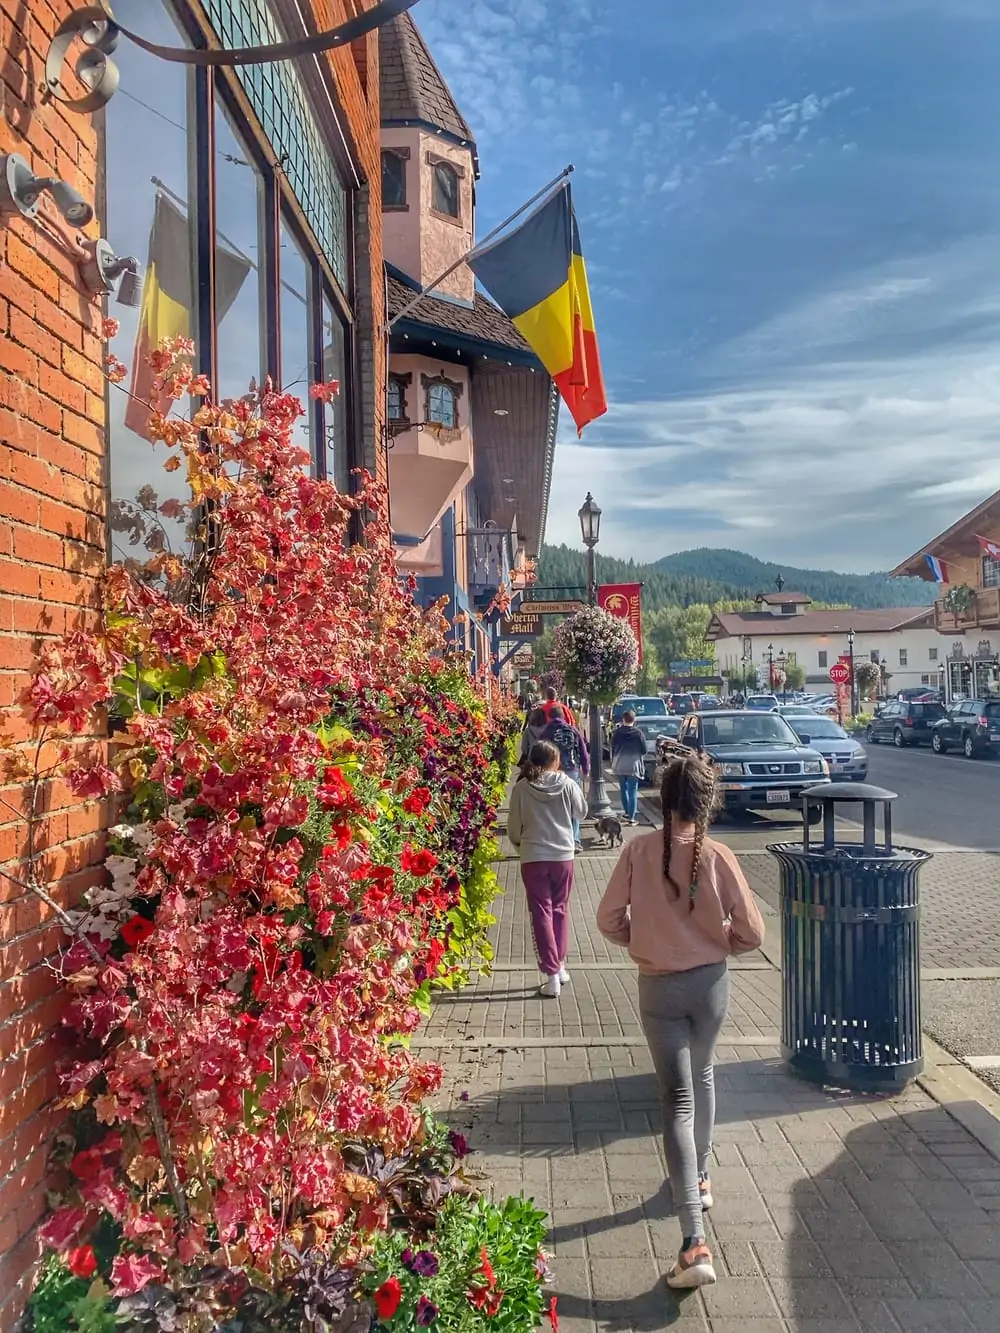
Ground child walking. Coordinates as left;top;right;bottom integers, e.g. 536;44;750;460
596;753;765;1289
508;740;588;998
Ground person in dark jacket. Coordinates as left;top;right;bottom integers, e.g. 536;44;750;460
610;709;647;824
539;714;590;849
518;708;550;769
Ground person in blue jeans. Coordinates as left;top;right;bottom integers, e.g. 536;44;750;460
610;709;646;824
539;714;590;848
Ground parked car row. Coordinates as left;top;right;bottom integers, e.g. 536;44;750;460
866;698;1000;758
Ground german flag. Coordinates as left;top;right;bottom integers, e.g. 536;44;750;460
468;183;607;435
126;192;250;439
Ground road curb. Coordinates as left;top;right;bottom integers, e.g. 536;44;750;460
917;1035;1000;1164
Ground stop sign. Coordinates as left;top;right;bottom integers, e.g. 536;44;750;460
829;662;851;685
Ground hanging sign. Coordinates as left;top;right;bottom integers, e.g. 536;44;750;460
518;599;584;616
598;582;643;664
500;611;541;639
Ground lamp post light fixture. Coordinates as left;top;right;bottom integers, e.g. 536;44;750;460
847;627;856;718
578;493;611;820
767;642;775;691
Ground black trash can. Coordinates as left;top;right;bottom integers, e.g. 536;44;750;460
767;782;931;1091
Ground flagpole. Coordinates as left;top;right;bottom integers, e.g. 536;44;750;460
387;163;575;332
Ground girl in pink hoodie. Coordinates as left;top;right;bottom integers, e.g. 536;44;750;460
597;752;764;1290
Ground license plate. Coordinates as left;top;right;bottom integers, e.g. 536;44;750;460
990;733;1000;742
766;789;790;804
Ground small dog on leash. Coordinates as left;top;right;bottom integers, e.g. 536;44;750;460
595;815;624;848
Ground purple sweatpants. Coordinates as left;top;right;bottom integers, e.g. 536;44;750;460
521;860;575;977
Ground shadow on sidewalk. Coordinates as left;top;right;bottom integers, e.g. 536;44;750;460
524;1095;1000;1330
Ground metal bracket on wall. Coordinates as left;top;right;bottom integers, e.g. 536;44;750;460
43;1;421;115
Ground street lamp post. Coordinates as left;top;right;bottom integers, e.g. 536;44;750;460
847;627;856;718
767;642;775;691
578;493;611;819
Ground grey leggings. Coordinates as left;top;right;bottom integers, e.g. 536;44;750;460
638;962;730;1241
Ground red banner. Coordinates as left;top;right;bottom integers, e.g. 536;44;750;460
598;582;643;664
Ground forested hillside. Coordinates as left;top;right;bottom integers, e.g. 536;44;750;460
536;545;931;612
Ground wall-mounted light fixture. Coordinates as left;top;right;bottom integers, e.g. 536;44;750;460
0;152;140;307
77;237;143;306
0;153;94;225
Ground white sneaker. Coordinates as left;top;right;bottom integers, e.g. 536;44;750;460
539;975;561;998
558;966;570;984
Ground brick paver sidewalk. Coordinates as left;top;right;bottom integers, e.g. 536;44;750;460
422;806;1000;1332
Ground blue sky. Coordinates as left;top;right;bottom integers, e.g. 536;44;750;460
415;0;1000;572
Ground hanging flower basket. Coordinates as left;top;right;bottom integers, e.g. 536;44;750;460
552;606;638;704
943;584;976;616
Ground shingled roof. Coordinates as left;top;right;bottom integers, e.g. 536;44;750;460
386;269;536;361
379;12;475;148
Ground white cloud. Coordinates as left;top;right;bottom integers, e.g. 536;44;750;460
546;239;1000;571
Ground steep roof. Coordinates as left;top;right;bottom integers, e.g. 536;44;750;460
891;486;1000;580
386;269;535;360
757;592;811;605
706;607;934;640
379;13;475;148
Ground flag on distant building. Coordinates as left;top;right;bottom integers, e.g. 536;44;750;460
126;191;251;439
975;534;1000;561
924;554;951;583
468;182;607;436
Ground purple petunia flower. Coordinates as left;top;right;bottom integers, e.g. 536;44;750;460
403;1250;440;1278
449;1130;470;1158
416;1295;439;1325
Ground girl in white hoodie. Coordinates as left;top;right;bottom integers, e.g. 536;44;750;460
507;741;588;998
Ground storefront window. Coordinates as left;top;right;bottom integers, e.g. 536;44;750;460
279;220;316;462
103;0;194;566
102;0;359;539
214;98;264;404
323;296;348;492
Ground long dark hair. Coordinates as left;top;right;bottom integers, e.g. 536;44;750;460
522;740;560;783
660;753;720;908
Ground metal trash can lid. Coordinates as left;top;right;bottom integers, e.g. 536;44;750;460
802;781;897;803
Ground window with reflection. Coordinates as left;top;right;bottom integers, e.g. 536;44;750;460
323;295;348;491
432;162;460;218
387;373;410;422
279;219;316;461
214;97;264;404
424;375;460;429
382;150;407;208
102;0;359;533
103;0;195;570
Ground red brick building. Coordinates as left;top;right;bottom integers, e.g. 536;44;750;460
0;3;386;1324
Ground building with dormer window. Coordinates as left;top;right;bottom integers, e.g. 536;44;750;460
378;12;557;674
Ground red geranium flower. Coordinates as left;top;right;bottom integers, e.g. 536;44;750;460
120;915;155;949
374;1275;402;1320
402;786;432;815
548;1296;559;1330
400;845;438;877
67;1245;98;1279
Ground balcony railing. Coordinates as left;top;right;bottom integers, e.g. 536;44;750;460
934;585;1000;631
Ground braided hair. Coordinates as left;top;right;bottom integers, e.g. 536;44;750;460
660;752;721;909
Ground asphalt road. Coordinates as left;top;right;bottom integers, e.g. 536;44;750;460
859;741;1000;850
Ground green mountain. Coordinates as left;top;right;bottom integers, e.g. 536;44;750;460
536;545;932;613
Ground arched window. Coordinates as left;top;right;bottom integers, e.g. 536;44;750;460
432;161;460;218
423;374;461;429
387;373;410;422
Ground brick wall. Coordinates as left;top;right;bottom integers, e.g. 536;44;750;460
0;2;108;1326
0;3;386;1326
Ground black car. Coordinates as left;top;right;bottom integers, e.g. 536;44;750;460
677;710;828;820
930;699;1000;758
668;693;696;715
866;700;946;748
